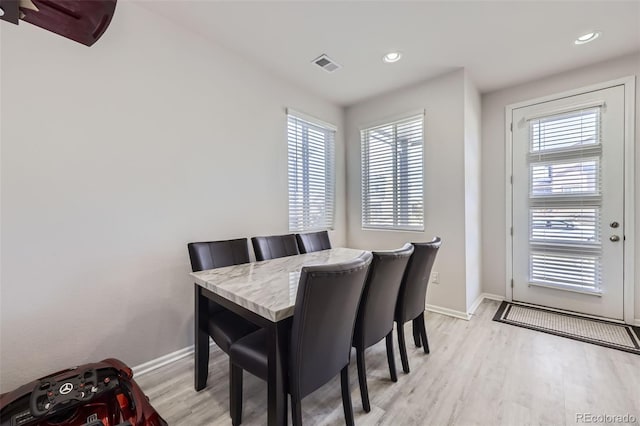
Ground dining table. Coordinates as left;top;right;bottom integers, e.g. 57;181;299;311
190;247;367;426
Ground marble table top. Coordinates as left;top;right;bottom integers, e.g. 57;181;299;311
191;248;367;322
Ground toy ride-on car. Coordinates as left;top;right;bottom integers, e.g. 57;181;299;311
0;358;167;426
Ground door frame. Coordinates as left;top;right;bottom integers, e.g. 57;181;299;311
504;76;636;324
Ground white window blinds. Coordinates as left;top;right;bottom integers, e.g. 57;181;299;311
287;111;336;232
361;113;424;231
527;107;602;292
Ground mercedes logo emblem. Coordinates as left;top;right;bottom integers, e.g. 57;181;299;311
59;382;74;395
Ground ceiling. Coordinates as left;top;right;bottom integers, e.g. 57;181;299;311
142;1;640;106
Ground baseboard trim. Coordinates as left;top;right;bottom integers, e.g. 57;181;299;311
481;293;506;302
133;343;207;377
634;318;640;327
425;304;471;321
467;294;485;316
467;293;506;316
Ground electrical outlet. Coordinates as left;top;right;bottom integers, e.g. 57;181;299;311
431;272;440;285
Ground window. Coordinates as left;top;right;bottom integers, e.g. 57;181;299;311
527;107;602;291
361;113;424;231
287;110;336;232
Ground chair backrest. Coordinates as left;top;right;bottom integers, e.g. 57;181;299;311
187;238;250;272
251;234;299;261
353;244;414;349
290;252;372;399
188;238;251;317
395;238;442;324
295;231;332;254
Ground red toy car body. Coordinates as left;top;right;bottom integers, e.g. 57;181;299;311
0;358;167;426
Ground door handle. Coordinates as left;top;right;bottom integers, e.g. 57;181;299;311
610;235;620;242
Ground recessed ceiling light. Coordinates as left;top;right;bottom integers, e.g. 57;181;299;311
574;31;601;45
383;52;402;63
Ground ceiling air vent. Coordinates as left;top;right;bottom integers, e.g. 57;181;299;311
312;54;341;73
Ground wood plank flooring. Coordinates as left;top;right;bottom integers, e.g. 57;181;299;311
136;300;640;425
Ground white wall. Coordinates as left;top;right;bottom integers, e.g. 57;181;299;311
464;73;482;311
481;52;640;320
0;2;346;390
345;70;470;314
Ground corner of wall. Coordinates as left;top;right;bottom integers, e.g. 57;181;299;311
463;71;483;312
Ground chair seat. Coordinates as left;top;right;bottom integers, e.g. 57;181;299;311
229;329;269;380
208;310;260;354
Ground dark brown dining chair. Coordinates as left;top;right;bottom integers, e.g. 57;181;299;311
251;234;300;261
295;230;332;254
228;252;373;426
352;244;414;412
395;237;442;374
188;239;260;386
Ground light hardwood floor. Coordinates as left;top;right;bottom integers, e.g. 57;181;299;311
136;300;640;425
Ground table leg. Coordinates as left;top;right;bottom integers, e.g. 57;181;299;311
194;284;209;391
267;319;289;426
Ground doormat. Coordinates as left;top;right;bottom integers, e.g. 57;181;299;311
493;301;640;355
